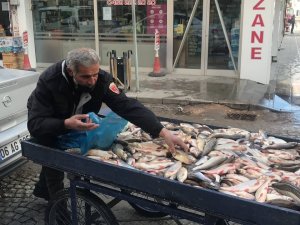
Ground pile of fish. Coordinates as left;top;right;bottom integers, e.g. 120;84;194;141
85;121;300;210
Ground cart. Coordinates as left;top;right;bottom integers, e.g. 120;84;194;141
21;118;300;225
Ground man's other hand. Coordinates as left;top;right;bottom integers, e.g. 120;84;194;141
159;128;189;153
64;114;99;131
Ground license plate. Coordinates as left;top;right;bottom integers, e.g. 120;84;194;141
0;133;31;160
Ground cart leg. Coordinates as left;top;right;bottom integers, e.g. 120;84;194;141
70;183;79;225
107;198;122;208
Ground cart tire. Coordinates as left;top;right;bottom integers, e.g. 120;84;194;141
128;202;168;218
45;188;119;225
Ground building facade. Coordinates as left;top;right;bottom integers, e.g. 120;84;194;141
5;0;287;85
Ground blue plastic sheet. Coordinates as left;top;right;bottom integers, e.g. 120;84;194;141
56;112;128;154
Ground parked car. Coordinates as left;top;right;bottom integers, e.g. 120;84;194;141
38;6;94;33
0;66;39;177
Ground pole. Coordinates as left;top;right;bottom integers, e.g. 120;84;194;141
93;0;100;56
131;0;139;91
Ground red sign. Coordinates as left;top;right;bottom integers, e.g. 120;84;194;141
23;31;28;47
146;4;167;34
107;0;156;5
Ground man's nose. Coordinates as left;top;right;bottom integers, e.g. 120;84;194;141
88;76;97;85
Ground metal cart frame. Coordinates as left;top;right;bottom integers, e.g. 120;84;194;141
21;119;300;225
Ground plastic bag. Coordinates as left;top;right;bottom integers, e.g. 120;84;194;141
56;111;128;154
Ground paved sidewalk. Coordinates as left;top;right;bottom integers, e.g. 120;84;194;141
125;33;300;112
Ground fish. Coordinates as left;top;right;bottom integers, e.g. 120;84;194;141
214;143;247;152
225;174;250;183
201;163;239;176
161;121;180;130
126;157;135;166
86;149;117;160
195;156;209;166
164;161;182;178
234;191;255;200
196;136;206;152
135;161;174;171
272;182;300;205
65;148;82;154
262;142;298;150
173;150;196;165
268;157;300;167
176;167;188;182
266;199;300;210
184;179;201;186
209;133;247;140
193;171;218;189
220;178;266;193
266;193;294;202
192;155;228;171
137;154;157;163
202;138;217;156
273;164;300;172
255;179;271;202
141;131;152;141
189;146;201;158
112;144;128;161
116;159;137;170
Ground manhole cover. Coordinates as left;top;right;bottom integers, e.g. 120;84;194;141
226;112;257;121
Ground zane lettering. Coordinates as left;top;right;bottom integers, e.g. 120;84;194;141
253;0;265;10
250;0;265;60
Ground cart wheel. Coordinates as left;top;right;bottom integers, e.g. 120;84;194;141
45;188;118;225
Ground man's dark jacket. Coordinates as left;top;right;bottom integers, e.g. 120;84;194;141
27;60;163;143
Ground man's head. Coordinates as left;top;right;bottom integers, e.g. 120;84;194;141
66;48;100;92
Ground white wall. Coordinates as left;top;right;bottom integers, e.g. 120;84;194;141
272;0;284;58
240;0;276;84
15;0;36;68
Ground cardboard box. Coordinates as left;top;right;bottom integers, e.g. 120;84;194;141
2;52;24;69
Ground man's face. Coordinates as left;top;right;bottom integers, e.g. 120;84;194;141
69;63;100;88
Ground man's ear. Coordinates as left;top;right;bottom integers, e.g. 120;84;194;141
67;68;74;77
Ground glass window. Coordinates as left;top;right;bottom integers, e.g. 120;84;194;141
32;0;95;63
97;0;167;68
173;0;203;69
207;0;241;70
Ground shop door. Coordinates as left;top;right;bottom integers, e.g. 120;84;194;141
173;0;241;77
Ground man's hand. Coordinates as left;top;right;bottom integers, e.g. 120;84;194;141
64;114;99;131
159;128;189;153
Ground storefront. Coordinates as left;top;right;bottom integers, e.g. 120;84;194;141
8;0;286;84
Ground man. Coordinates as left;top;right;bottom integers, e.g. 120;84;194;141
290;14;296;34
27;48;188;200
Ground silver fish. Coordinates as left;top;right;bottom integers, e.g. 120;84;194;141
272;182;300;205
176;167;188;183
263;142;298;150
202;138;217;156
164;161;182;178
192;155;228;171
195;156;209;166
112;144;128;161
